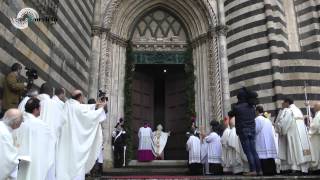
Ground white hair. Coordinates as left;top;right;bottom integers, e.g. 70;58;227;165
2;111;22;128
157;124;163;131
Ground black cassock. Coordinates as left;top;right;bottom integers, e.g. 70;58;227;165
112;129;126;168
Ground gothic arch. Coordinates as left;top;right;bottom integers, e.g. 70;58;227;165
99;0;226;167
103;0;218;40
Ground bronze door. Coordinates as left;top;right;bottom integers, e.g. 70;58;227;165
131;72;154;158
164;73;188;160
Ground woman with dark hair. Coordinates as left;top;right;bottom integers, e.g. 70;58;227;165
203;120;223;175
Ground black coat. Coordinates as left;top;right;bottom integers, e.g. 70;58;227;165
112;129;126;147
233;101;256;136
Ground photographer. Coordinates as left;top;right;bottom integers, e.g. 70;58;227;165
98;90;108;113
2;63;27;112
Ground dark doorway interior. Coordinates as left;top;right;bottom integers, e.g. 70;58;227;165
132;64;188;160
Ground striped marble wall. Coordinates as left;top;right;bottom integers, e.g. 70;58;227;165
0;0;94;94
225;0;320;115
295;0;320;52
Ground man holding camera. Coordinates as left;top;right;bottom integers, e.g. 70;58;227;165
2;63;27;112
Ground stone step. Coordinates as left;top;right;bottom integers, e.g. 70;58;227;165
127;160;188;168
102;160;189;176
103;167;189;176
92;175;320;180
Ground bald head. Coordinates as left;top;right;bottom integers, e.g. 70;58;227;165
2;108;23;129
71;90;84;103
314;102;320;112
72;90;82;97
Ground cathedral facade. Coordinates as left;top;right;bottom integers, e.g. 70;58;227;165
1;0;320;166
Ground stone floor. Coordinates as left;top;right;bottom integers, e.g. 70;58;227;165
87;175;320;180
86;161;320;179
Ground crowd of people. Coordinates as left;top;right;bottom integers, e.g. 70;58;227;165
0;63;108;180
1;62;320;179
185;87;320;176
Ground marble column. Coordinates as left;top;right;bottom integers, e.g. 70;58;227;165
217;0;231;116
88;0;101;98
192;39;211;133
102;38;127;170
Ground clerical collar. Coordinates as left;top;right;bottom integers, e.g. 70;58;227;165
25;112;36;119
70;99;81;104
53;95;63;102
289;104;296;109
38;93;50;100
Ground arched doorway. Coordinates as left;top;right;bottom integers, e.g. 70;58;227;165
128;9;191;160
98;0;227;167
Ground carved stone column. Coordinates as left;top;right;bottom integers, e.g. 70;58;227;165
88;0;102;98
208;31;223;122
102;33;127;170
191;36;211;132
216;0;231;116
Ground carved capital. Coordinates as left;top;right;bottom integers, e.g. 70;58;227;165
100;28;127;47
108;33;128;47
191;33;209;47
209;25;228;36
91;26;102;36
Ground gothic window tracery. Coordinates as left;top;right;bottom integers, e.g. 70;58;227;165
130;9;188;51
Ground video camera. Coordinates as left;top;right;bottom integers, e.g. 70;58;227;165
25;67;38;89
98;90;108;102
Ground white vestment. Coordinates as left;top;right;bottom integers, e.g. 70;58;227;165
38;94;64;140
310;111;320;169
17;113;55;180
255;115;277;159
201;141;208;164
18;96;30;112
152;130;169;157
228;127;249;173
275;104;313;172
200;141;209;174
205;132;222;164
138;127;153;150
14;96;30;161
37;94;64;180
221;127;232;172
52;95;64;108
186;135;201;164
0;121;19;180
56;99;106;180
272;125;281;173
275;109;290;171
